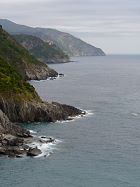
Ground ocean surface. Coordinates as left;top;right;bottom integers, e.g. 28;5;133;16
1;55;140;187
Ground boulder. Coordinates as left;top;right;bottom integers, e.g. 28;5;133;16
27;147;42;157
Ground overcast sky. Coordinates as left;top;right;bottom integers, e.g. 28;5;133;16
0;0;140;54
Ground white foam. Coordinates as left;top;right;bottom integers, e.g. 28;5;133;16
47;74;64;81
131;113;139;117
56;110;94;124
85;110;94;117
29;130;37;134
27;137;61;158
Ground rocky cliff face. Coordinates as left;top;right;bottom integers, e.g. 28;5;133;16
0;95;83;123
0;109;33;157
0;109;30;137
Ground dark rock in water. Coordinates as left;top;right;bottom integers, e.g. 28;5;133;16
16;155;23;158
46;137;55;143
27;147;42;157
67;117;74;121
41;136;46;139
59;73;64;77
49;77;56;80
39;137;55;143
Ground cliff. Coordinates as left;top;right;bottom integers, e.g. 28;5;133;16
0;27;58;80
13;34;69;64
40;29;105;56
0;27;84;157
0;43;83;123
0;19;105;57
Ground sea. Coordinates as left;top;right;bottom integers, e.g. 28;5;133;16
1;55;140;187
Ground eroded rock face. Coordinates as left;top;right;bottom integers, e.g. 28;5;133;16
0;97;83;123
0;109;30;137
25;65;58;80
0;98;84;158
0;110;33;157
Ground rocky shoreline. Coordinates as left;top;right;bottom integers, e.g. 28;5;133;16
0;98;85;157
0;26;86;158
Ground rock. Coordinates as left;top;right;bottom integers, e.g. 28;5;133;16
16;155;23;158
27;147;42;157
0;147;6;155
49;77;56;80
59;73;64;77
40;137;55;144
0;97;84;123
22;144;29;150
3;135;24;146
0;109;31;137
41;136;46;139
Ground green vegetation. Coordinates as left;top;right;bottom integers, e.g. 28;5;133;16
0;28;40;100
14;34;69;63
0;56;38;100
0;28;49;79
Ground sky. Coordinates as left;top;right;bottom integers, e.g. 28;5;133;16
0;0;140;54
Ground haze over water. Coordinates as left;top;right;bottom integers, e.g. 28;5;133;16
1;55;140;187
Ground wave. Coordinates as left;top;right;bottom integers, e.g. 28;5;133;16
47;74;64;81
56;109;94;124
85;110;94;117
29;130;37;134
131;112;139;117
27;136;61;158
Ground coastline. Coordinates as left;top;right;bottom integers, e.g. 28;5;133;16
0;73;86;158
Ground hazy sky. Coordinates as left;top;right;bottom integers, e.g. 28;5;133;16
0;0;140;54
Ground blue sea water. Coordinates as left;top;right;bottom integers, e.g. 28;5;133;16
1;55;140;187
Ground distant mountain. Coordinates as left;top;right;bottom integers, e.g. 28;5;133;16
40;28;105;56
0;19;105;57
13;34;69;64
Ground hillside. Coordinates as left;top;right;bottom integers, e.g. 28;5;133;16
0;56;39;99
39;28;105;56
13;34;69;64
0;27;84;156
0;19;105;57
0;26;58;80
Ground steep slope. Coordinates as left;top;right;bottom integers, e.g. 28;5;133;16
0;55;83;123
0;56;39;99
13;34;69;64
39;28;105;56
0;26;58;80
0;19;105;57
0;27;84;157
0;27;83;122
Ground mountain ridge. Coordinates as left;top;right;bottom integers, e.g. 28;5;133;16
0;19;105;57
